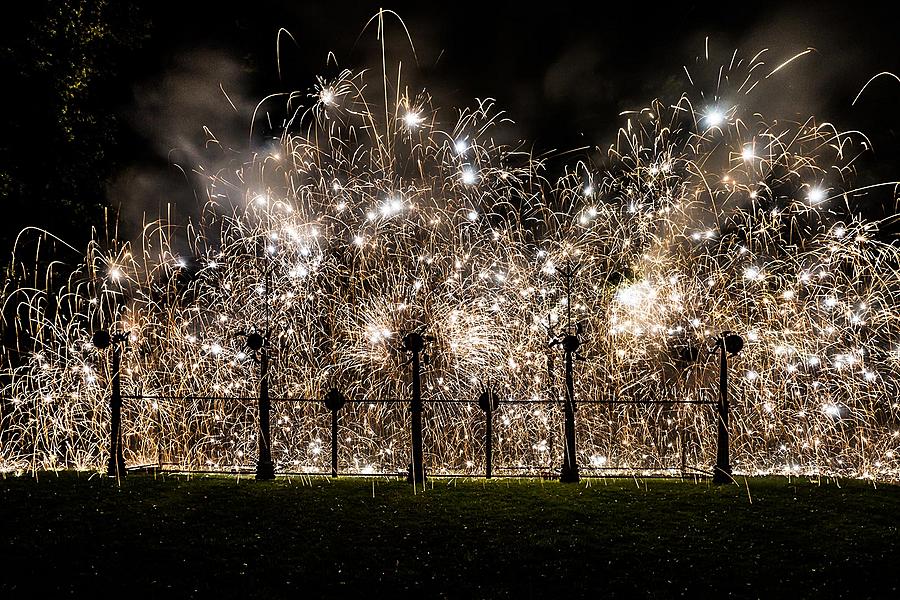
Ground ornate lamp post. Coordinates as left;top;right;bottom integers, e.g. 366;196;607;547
549;262;585;483
249;200;278;481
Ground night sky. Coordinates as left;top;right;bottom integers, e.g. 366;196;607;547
113;1;900;228
5;1;900;242
136;1;900;143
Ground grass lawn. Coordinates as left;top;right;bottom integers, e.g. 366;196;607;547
0;472;897;598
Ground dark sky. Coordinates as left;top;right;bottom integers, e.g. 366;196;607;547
114;1;900;228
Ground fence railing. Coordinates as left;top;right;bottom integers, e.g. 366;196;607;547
112;392;721;480
97;329;740;483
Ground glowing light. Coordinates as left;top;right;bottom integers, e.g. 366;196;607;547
743;266;763;281
704;108;724;127
403;111;423;128
823;404;842;418
380;197;405;217
808;187;827;204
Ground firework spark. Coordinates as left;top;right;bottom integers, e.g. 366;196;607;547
1;43;899;481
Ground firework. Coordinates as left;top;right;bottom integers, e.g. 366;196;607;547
1;42;898;481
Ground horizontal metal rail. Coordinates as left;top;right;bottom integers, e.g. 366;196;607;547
122;394;716;406
130;463;715;478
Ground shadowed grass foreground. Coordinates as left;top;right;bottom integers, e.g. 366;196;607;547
0;473;897;598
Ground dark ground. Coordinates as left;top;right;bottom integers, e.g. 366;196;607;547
0;473;897;598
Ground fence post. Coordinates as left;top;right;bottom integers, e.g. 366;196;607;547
486;404;493;479
108;337;126;477
478;390;500;478
255;336;275;480
94;330;127;478
403;332;428;484
560;334;580;483
546;348;555;469
331;408;339;478
713;340;731;483
713;333;742;484
324;388;347;478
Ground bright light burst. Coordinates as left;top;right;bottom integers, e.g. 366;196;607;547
2;44;899;480
704;107;725;128
808;187;827;205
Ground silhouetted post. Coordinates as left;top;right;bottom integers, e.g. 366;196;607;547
560;333;580;483
555;262;583;484
403;332;428;484
545;313;556;468
108;338;123;477
108;337;127;477
94;330;127;478
331;408;339;478
478;390;500;478
256;339;275;480
324;388;347;478
713;333;743;484
486;405;493;479
714;340;731;483
252;263;276;481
